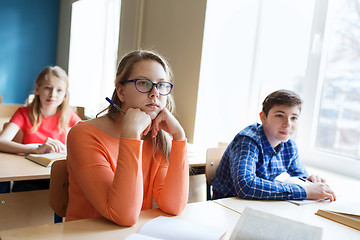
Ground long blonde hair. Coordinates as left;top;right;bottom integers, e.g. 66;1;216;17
28;66;71;133
102;50;175;160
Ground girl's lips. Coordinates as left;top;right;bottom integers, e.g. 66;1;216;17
146;103;158;108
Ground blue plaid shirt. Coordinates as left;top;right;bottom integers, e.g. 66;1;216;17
212;123;308;200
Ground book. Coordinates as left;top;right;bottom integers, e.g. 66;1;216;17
230;207;323;240
25;152;66;167
287;198;330;206
125;216;226;240
316;202;360;231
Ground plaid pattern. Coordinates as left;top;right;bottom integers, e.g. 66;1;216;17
212;123;308;200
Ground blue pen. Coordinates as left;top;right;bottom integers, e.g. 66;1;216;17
298;177;311;183
105;97;126;114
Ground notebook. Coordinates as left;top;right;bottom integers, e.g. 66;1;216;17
25;152;66;167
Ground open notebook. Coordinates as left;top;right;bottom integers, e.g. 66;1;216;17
125;216;226;240
25;152;66;167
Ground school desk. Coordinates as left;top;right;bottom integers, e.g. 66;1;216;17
0;150;204;183
213;169;360;240
0;152;52;182
214;196;360;239
0;200;240;240
0;190;53;231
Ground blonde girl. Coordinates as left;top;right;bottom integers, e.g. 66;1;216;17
0;66;80;154
66;50;189;226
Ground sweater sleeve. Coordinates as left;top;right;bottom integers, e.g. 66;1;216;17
67;123;145;226
153;140;189;215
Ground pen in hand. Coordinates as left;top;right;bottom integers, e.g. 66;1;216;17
105;97;126;114
298;177;312;185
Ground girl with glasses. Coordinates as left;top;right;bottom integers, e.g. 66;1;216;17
66;50;188;226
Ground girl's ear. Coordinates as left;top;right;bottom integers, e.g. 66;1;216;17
259;111;266;124
34;85;39;95
116;84;125;102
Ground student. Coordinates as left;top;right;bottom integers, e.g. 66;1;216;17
212;89;336;201
66;50;189;227
0;66;81;192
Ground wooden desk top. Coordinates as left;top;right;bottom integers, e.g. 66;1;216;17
0;152;50;182
213;167;360;239
187;143;206;168
214;196;360;240
0;200;240;240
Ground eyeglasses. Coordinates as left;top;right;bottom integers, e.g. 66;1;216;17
124;78;173;96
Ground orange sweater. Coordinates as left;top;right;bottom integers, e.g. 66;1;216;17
66;122;189;226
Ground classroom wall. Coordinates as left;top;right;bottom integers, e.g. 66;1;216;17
139;0;207;143
118;0;207;142
58;0;207;142
0;0;60;104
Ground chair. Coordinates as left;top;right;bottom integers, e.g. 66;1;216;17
74;106;89;120
218;142;229;148
0;104;23;118
0;104;24;141
49;159;69;223
205;147;226;200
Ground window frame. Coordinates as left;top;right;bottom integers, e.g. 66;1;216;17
296;0;360;179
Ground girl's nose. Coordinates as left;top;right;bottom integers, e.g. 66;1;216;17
50;89;57;97
149;85;160;98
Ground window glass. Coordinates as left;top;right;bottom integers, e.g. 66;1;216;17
194;0;314;147
68;0;121;117
315;0;360;159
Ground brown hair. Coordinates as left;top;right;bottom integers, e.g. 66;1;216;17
262;89;302;116
28;66;71;133
102;50;175;160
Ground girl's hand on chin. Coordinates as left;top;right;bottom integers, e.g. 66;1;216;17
151;108;185;140
121;108;152;140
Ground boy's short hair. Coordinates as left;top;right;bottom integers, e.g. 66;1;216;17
262;89;303;116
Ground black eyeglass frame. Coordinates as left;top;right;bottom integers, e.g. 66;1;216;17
123;78;174;96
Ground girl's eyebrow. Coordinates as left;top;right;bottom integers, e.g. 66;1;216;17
134;76;166;81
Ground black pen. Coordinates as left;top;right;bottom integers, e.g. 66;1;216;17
105;97;126;114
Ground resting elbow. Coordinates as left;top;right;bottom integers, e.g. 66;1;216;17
113;214;139;227
237;190;253;199
161;202;186;216
108;207;140;227
236;181;254;199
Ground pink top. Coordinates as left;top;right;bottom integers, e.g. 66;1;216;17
10;107;80;144
66;121;189;226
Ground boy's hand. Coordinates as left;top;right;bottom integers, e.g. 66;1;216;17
304;182;336;201
307;174;326;183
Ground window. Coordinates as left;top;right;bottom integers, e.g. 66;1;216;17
195;0;360;178
298;0;360;178
315;0;360;159
68;0;121;117
195;0;314;146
